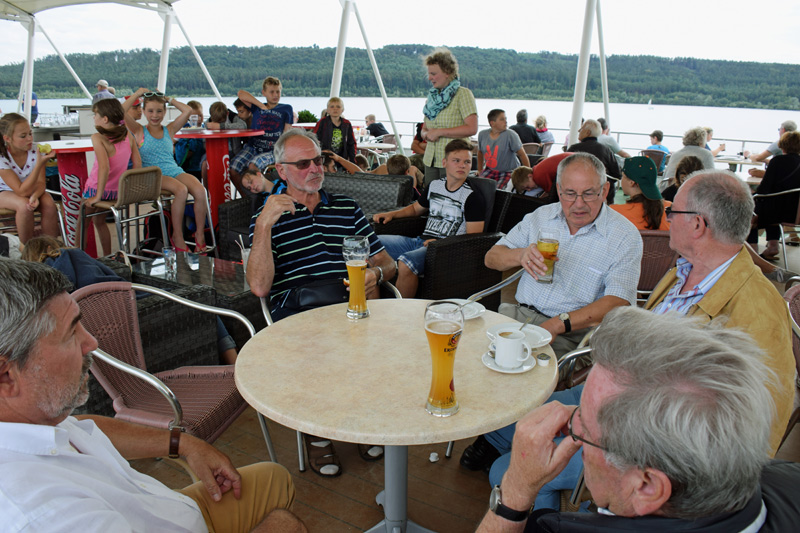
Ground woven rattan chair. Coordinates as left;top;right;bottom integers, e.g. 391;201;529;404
637;230;679;305
640;149;667;174
780;281;800;450
79;166;169;257
522;142;542;156
73;281;277;463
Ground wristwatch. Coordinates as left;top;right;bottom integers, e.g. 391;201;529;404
559;312;572;333
489;485;531;522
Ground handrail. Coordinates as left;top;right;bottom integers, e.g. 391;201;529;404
752;187;800;199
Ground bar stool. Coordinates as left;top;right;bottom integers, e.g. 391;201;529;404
0;191;67;243
159;187;218;257
79;166;169;258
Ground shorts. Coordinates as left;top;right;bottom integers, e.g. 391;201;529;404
479;169;512;189
83;188;118;201
380;234;428;276
231;144;275;173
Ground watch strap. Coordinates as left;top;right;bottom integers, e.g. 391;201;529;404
560;313;572;333
490;485;531;522
168;426;182;459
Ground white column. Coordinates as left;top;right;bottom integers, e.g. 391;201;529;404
156;9;173;92
568;0;598;147
23;17;36;122
330;0;353;97
596;0;610;125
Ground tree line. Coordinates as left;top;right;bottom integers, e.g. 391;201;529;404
1;44;798;110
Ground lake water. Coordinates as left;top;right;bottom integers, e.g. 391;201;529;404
3;95;799;154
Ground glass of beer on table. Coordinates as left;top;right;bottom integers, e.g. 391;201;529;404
536;229;559;283
343;235;370;319
424;301;464;417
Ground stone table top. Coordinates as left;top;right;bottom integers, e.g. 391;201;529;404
236;299;557;446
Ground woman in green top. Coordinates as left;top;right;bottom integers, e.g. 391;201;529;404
421;47;478;186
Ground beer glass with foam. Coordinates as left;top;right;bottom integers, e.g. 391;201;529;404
343;235;370;319
536;229;559;283
424;301;464;416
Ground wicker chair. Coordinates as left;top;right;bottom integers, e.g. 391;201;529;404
80;166;169;257
73;281;277;463
637;230;679;305
640;149;667;174
780;281;800;450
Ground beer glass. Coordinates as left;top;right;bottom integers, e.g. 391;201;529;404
424;301;464;417
536;229;559;283
343;235;370;319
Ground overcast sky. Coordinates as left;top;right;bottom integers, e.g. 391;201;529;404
1;0;799;67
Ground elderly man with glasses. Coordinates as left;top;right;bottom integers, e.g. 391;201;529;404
459;152;642;474
477;306;800;531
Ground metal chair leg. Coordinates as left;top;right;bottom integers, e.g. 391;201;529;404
297;431;307;472
256;412;278;463
445;440;454;458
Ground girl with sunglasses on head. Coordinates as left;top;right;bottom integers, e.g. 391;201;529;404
122;88;209;252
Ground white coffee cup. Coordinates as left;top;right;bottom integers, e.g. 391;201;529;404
493;329;532;369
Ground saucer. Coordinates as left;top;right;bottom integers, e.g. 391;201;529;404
486;323;552;348
482;352;537;374
448;298;486;320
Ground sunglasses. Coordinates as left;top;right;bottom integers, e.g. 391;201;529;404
280;155;324;170
142;91;165;98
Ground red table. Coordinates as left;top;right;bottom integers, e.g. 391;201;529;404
49;139;97;256
173;129;264;225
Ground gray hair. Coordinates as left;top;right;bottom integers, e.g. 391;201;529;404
556;152;607;188
0;258;72;369
273;129;321;164
682;126;708;147
516;109;527;123
592;306;774;519
782;120;797;132
581;119;602;138
684;170;754;245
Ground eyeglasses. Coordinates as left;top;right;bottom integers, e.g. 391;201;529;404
568;405;608;452
280;155;324;170
665;206;701;219
559;188;604;202
142;91;165;98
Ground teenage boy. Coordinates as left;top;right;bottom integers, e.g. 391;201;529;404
477;109;530;189
374;139;486;297
313;97;357;165
231;77;293;191
647;129;670;173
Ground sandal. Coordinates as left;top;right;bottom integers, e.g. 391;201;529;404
303;434;342;477
357;444;384;462
760;252;779;262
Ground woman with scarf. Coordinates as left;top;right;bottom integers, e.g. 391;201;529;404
421;47;478;186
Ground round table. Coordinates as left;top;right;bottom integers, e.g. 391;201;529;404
236;299;557;532
173;129;263;225
716;157;765;173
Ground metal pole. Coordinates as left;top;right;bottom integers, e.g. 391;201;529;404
21;17;36;123
351;2;405;154
330;0;352;97
173;14;223;101
568;0;597;147
38;24;92;100
156;9;173;92
596;0;610;125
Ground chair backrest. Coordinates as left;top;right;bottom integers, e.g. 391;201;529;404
638;230;679;294
640;149;666;170
467;176;498;230
114;166;163;207
72;281;149;409
324;172;414;218
500;193;548;234
540;142;554;158
522;143;541;156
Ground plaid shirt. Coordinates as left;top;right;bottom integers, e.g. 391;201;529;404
422;87;478;168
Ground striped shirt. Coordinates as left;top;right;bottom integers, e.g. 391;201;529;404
497;202;642;317
650;255;736;315
253;190;384;305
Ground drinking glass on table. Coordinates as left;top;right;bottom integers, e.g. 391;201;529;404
536;229;559;283
424;301;464;417
189;114;199;128
343;235;370;319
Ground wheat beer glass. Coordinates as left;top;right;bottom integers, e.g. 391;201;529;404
343;235;370;319
536;229;559;283
424;301;464;416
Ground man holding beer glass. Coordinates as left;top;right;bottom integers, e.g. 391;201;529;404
247;129;396;477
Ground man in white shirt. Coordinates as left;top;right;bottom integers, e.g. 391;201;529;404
0;258;305;533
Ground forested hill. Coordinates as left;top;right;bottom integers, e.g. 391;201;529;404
1;44;798;110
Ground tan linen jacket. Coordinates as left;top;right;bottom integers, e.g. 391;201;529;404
645;246;795;456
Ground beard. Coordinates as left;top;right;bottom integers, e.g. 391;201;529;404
31;352;93;420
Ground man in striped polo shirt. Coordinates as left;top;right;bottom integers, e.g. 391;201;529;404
247;129;396;322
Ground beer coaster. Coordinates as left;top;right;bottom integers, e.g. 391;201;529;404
482;352;536;374
486;323;552;348
448;298;486;320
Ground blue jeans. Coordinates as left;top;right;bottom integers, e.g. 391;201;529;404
380;234;428;276
486;385;586;511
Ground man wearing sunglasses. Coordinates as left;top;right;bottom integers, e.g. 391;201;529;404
477;306;799;531
646;169;794;456
247;129;396;322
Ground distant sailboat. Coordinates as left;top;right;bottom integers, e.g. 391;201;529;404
648;98;654;110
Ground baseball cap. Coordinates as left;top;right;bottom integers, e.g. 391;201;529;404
96;79;109;87
124;95;141;106
622;156;661;200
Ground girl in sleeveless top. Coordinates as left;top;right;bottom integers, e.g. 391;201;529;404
83;99;142;255
123;88;208;252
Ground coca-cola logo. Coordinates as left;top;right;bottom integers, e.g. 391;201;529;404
61;173;82;246
222;154;232;201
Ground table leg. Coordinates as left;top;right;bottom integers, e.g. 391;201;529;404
204;138;231;227
365;445;436;533
57;152;97;256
